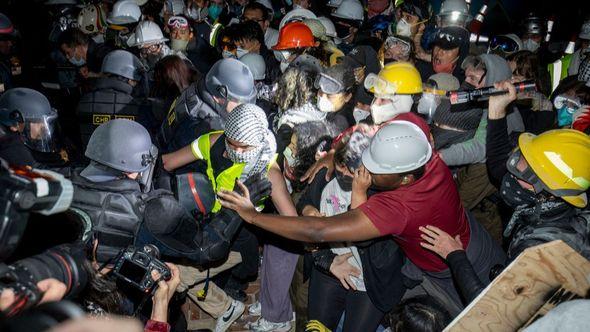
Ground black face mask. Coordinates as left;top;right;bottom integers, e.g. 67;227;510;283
500;173;538;209
335;170;353;192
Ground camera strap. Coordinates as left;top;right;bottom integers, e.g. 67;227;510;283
196;268;211;301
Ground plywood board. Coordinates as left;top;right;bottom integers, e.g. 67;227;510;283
445;240;590;332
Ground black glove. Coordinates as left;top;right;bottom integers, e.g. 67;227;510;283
239;173;272;206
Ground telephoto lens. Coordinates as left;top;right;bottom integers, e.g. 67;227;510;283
0;243;89;315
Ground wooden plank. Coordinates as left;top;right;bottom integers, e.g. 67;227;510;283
445;240;590;332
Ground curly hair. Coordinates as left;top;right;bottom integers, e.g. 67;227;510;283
291;121;335;179
274;67;317;112
334;124;373;171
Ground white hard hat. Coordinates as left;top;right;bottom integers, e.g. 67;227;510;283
318;16;337;38
255;0;274;16
135;0;148;6
327;0;343;8
239;53;266;81
362;121;432;174
332;0;364;22
128;21;168;47
78;4;107;34
580;21;590;40
108;0;142;25
279;8;317;30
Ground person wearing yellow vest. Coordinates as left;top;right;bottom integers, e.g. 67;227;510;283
162;103;298;331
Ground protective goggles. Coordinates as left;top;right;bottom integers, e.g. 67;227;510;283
364;73;398;97
489;35;519;53
553;95;581;110
315;73;345;94
168;16;189;29
506;148;585;197
384;36;411;54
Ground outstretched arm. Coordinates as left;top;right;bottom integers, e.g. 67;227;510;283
217;181;381;243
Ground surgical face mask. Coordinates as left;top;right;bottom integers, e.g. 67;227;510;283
353;107;370;123
396;18;412;37
317;95;336;113
370;95;413;124
236;47;249;58
222;50;235;59
557;106;576;127
171;38;189;51
522;39;540;52
283;146;297;167
68;55;86;66
335;170;353;192
417;93;440;121
208;4;222;21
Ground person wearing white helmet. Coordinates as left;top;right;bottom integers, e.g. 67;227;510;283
568;20;590;76
128;21;174;70
218;120;506;317
330;0;364;53
106;0;142;49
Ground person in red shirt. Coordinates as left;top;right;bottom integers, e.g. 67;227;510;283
218;121;505;315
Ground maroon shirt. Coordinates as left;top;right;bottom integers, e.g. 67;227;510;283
358;153;470;272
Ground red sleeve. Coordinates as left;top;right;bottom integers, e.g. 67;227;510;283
358;194;408;236
145;320;171;332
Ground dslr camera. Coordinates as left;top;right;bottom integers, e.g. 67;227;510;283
112;245;171;292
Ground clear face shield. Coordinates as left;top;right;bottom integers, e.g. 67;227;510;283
23;111;59;153
417;84;445;123
436;11;472;29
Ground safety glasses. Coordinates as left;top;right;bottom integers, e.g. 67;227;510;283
167;16;189;29
384;36;411;54
506;149;585;197
489;35;519;53
364;73;398;97
315;73;344;95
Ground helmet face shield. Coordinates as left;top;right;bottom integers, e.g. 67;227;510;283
23;111;58;153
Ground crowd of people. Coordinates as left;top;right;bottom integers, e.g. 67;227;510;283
1;0;590;331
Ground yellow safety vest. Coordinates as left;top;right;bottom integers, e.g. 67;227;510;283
193;131;276;213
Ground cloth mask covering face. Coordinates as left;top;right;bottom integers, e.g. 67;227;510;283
225;140;262;164
500;173;538;209
353;107;370;123
317;95;336;113
396;19;412;37
335;170;353;192
208;4;222;21
522;39;540;52
171;39;189;51
236;47;249;58
433;56;458;74
370;95;413;124
283;146;297;167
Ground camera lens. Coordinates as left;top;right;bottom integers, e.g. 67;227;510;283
11;243;88;298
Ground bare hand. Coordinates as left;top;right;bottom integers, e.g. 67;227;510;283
301;149;335;183
329;253;361;290
37;278;68;304
352;165;371;194
488;81;517;120
151;263;181;323
0;288;15;311
302;205;324;217
217;180;258;222
419;225;463;259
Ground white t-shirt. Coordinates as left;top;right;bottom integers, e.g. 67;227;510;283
320;179;366;291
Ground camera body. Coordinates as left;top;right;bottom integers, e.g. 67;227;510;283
113;245;171;293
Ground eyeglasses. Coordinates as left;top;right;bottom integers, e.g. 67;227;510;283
314;73;345;94
489;35;519;53
167;16;189;29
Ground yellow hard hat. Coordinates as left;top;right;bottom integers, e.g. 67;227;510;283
364;61;423;96
518;129;590;208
